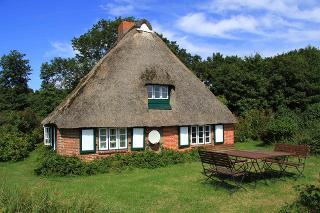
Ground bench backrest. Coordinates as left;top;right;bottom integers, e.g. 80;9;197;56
275;144;310;157
198;150;215;165
295;144;310;157
204;144;236;152
211;152;233;169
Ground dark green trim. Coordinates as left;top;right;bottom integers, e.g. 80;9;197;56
148;99;171;110
178;126;190;148
214;124;224;144
80;128;96;154
53;126;57;151
131;127;145;151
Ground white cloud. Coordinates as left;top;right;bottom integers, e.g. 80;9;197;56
45;41;77;58
177;13;258;38
100;2;134;16
202;0;320;22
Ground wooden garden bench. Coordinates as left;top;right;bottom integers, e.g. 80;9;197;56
203;144;236;152
198;150;248;187
264;144;310;176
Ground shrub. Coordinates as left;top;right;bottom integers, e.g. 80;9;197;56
0;126;33;161
35;146;199;176
235;109;271;142
280;184;320;213
293;120;320;154
263;109;300;144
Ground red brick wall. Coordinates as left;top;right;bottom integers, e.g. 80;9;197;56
162;126;179;150
56;128;79;156
55;124;234;161
224;124;235;144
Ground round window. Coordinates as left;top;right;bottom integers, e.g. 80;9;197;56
148;130;161;144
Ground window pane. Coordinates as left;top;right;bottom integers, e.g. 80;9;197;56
154;85;160;98
100;142;107;149
100;129;106;136
110;141;116;148
100;135;106;142
119;128;126;135
110;135;116;141
147;85;153;98
192;138;197;144
161;86;168;99
198;126;204;144
110;129;116;136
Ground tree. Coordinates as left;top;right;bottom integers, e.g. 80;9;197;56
0;50;32;110
40;17;136;92
40;57;83;91
72;17;135;70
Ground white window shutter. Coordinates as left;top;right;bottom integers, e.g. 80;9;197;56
81;129;95;153
215;125;224;143
179;127;189;147
132;128;144;150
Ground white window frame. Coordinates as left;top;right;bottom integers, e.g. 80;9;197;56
108;128;128;150
99;128;108;150
44;127;50;146
191;125;211;145
147;85;169;100
205;125;211;144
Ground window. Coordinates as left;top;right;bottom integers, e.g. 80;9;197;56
99;128;108;150
99;128;128;150
44;127;50;146
147;85;169;99
43;126;56;150
80;129;95;154
147;85;171;110
215;125;224;144
191;125;211;145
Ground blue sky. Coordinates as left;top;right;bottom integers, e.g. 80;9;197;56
1;0;320;90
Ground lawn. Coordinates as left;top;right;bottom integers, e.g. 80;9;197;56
0;142;319;213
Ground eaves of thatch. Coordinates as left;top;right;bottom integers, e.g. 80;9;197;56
42;22;237;128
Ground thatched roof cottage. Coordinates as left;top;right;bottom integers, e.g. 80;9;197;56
42;20;236;160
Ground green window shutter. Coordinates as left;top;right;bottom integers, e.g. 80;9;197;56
49;127;53;147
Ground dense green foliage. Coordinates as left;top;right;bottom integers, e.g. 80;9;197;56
280;184;320;213
0;50;32;111
35;146;199;176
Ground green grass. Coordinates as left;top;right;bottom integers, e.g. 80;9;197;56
0;141;319;213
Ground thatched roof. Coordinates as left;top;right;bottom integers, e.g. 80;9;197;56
42;21;237;128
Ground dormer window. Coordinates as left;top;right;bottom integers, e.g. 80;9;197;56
147;85;171;110
147;85;168;99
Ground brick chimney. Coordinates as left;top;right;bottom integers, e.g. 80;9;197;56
118;20;135;39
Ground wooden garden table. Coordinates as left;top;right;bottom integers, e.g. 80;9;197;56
222;150;293;174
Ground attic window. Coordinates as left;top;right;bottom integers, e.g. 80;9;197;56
147;85;168;99
147;85;171;110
